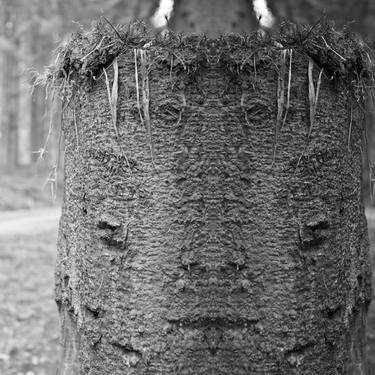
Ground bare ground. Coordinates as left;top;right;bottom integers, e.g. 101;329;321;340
0;208;374;374
0;213;60;375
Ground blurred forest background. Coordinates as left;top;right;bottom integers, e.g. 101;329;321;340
1;0;375;374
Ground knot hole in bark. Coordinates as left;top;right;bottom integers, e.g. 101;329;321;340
97;216;129;250
298;215;331;250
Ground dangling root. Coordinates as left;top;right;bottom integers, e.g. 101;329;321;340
282;49;293;129
103;57;131;169
308;58;323;138
272;49;294;165
295;59;324;172
139;49;156;169
273;50;287;165
43;164;58;201
134;49;144;126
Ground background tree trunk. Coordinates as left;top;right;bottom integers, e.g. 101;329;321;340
0;41;4;169
55;20;372;372
0;7;19;170
267;0;375;46
17;31;32;167
171;0;257;36
2;47;19;169
84;0;160;24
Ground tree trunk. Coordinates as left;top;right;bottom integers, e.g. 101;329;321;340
0;8;19;170
31;86;46;162
17;32;32;167
0;47;4;169
55;21;372;373
170;0;257;36
2;49;19;169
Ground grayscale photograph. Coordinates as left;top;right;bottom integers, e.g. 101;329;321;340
0;0;374;374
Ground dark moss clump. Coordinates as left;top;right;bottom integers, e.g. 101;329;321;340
38;17;374;109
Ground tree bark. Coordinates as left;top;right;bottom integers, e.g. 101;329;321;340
55;28;372;373
170;0;257;36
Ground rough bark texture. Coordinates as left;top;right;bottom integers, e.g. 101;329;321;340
170;0;257;36
55;27;372;374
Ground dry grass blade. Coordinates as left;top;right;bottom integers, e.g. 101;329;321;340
102;15;123;42
139;49;156;169
313;68;323;125
134;49;144;126
81;36;105;61
273;50;287;164
111;57;119;129
43;165;57;201
282;49;293;128
308;58;316;137
103;66;113;122
171;50;186;70
308;59;324;138
103;58;131;169
321;36;346;61
296;60;325;173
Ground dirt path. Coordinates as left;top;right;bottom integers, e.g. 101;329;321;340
0;207;61;238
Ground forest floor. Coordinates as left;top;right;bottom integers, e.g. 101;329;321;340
0;208;374;375
0;220;60;375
